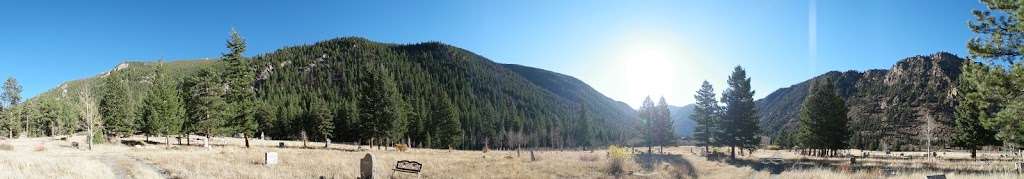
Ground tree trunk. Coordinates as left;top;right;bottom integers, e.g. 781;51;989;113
730;145;736;159
971;147;977;159
165;135;170;147
324;135;330;148
244;133;250;148
87;128;94;150
186;133;191;146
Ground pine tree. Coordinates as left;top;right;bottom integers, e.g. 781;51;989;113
1;77;22;138
432;94;462;148
691;81;719;152
312;98;334;148
954;60;999;158
574;101;592;148
221;28;258;148
185;67;228;140
966;0;1024;147
654;97;675;148
638;96;656;152
358;63;406;145
141;62;186;145
720;66;759;159
797;77;849;157
968;0;1024;65
100;72;135;139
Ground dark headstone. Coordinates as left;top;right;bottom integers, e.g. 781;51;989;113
278;142;285;148
926;174;946;179
360;153;374;179
850;157;856;165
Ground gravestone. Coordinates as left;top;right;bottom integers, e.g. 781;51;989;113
203;138;210;149
926;174;946;179
279;142;286;148
1018;163;1024;173
530;150;536;161
265;152;279;166
850;157;856;165
360;153;374;179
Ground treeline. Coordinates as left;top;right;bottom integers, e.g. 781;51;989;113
4;30;638;150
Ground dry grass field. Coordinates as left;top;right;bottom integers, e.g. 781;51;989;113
1;135;1023;178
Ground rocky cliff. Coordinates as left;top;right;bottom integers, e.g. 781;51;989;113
756;52;963;150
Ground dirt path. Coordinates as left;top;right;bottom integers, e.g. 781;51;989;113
93;152;168;179
5;137;169;179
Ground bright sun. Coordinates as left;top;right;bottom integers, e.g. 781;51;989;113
613;33;684;106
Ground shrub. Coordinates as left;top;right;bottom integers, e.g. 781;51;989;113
607;145;631;176
395;144;408;152
608;145;631;159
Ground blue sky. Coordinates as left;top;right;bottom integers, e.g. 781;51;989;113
0;0;985;107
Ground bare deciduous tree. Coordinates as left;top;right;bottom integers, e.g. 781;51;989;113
77;86;101;150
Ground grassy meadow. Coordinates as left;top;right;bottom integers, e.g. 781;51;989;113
1;135;1022;178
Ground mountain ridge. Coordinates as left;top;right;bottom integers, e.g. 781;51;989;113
756;52;964;150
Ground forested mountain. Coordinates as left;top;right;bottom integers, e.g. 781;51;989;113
25;37;638;149
758;52;963;150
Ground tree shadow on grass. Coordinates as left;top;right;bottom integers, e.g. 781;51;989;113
634;153;698;178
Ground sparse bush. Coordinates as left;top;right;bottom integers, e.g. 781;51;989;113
607;145;631;176
608;145;630;159
395;144;408;152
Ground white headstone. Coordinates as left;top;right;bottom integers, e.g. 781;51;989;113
203;138;210;149
265;152;279;166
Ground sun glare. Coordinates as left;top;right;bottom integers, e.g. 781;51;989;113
612;31;686;106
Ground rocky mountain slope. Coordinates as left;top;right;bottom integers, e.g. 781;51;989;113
756;52;963;150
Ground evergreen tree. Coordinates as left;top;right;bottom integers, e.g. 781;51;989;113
638;96;656;152
954;60;999;158
1;77;22;137
2;77;22;108
140;62;186;144
311;98;334;148
432;94;462;148
690;81;719;152
358;63;407;144
966;0;1024;147
968;0;1024;65
184;67;228;140
574;101;593;147
100;72;135;139
221;28;258;148
797;77;849;156
653;97;675;147
720;66;760;159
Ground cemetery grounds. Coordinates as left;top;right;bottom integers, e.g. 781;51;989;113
0;135;1022;178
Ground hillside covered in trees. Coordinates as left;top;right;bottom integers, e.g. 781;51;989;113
759;52;964;150
17;36;639;149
